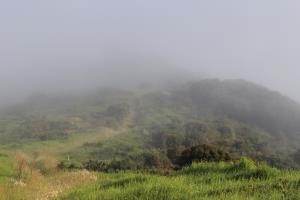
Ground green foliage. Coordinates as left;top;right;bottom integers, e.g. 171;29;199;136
0;82;299;168
230;158;280;180
184;122;209;146
83;149;171;172
84;159;136;172
84;160;110;172
141;149;171;170
58;159;300;200
233;157;257;171
0;153;14;182
178;144;231;166
58;160;83;170
1;79;300;173
2;80;300;198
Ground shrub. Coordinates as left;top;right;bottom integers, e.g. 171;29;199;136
84;159;138;172
231;158;279;180
177;144;231;167
84;160;110;172
141;150;172;170
232;157;257;171
58;160;83;170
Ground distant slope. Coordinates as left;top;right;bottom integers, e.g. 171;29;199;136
130;79;300;167
1;79;300;167
172;79;300;135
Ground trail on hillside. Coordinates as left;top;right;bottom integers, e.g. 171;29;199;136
0;103;137;200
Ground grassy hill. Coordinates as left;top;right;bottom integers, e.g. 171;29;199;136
1;79;300;199
54;79;300;168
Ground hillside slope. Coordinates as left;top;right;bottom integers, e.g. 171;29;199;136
2;79;300;199
1;79;300;168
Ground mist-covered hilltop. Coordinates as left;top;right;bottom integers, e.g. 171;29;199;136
0;57;194;108
1;79;300;168
172;79;300;135
132;79;300;167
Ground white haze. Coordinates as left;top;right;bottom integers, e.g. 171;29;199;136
1;0;300;105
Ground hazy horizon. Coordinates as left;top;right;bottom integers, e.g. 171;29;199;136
1;1;300;105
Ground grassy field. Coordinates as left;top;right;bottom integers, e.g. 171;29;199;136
2;84;300;199
58;158;300;200
1;127;300;200
2;153;300;200
0;154;14;183
0;127;120;200
1;126;299;200
0;127;118;156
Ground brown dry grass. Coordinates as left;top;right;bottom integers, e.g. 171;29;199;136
0;118;131;200
0;169;97;200
0;151;97;200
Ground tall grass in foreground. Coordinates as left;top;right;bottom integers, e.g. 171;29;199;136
59;158;300;200
0;152;97;200
2;157;300;200
0;170;97;200
0;154;14;183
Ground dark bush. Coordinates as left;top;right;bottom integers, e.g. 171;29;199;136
84;159;137;172
141;150;172;170
178;144;231;166
58;160;83;170
84;160;110;172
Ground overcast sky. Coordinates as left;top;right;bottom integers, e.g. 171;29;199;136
1;0;300;104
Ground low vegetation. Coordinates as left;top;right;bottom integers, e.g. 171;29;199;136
2;155;300;200
1;80;300;199
59;158;299;200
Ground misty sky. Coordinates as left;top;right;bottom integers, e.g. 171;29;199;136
1;1;300;104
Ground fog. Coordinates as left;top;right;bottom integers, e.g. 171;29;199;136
1;0;300;105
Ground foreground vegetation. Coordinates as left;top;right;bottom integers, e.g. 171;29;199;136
2;157;300;200
2;79;300;199
59;158;300;200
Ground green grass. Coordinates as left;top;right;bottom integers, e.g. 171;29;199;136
58;158;300;200
0;153;14;183
0;127;118;158
0;126;119;186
